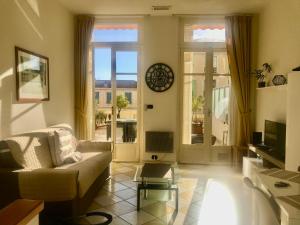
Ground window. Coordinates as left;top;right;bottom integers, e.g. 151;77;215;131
95;92;100;105
92;24;138;42
106;92;112;104
184;23;225;42
92;21;139;147
125;92;132;104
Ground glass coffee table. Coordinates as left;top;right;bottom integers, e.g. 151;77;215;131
133;163;178;211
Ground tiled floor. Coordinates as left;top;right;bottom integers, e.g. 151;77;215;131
82;163;254;225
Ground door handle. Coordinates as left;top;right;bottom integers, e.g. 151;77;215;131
111;106;114;116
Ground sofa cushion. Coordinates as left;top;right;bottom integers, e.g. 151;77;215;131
56;151;112;198
48;129;81;166
5;129;54;169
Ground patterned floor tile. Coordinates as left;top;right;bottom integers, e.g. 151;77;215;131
120;180;137;188
114;166;135;174
113;173;132;182
142;202;174;218
94;192;123;207
105;201;136;216
114;188;137;200
142;219;167;225
126;197;157;208
104;181;128;193
119;210;155;225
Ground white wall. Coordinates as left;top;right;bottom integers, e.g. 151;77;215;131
286;72;300;171
0;0;74;138
255;0;300;170
141;16;179;162
257;0;300;74
255;86;287;134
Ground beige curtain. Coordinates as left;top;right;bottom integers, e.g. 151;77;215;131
74;15;95;139
225;16;252;147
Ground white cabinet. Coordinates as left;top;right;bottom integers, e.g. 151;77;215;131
286;71;300;171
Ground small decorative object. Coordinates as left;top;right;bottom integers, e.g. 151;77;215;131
145;63;174;92
255;69;265;88
272;75;287;86
15;47;49;102
254;63;272;88
292;66;300;71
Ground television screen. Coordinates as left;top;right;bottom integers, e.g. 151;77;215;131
264;120;286;162
145;131;173;153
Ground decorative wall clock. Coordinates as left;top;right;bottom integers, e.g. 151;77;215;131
145;63;174;92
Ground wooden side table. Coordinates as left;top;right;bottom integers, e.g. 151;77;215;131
0;199;44;225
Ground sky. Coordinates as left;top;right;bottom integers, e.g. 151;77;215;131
92;28;225;81
93;29;138;81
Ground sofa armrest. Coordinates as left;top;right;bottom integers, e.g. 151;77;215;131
77;140;111;153
16;168;79;202
0;168;20;208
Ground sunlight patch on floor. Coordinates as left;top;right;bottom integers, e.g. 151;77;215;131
197;179;238;225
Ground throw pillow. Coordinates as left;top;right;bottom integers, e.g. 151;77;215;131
48;129;82;166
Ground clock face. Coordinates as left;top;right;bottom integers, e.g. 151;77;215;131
145;63;174;92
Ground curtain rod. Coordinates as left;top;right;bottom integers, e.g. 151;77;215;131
93;13;253;19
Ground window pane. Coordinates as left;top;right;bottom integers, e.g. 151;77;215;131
116;51;137;73
212;76;231;146
184;24;225;42
183;75;206;145
213;52;230;74
106;92;112;104
116;74;137;82
94;48;111;80
95;92;100;105
125;92;132;104
92;24;138;42
184;52;206;74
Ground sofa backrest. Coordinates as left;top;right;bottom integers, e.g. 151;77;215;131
4;124;74;169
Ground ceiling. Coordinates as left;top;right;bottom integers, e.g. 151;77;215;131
57;0;270;15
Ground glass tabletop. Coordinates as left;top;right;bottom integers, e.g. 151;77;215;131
133;163;178;184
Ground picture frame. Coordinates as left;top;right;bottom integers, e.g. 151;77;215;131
15;46;49;102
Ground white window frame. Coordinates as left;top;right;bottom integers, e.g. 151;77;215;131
91;18;143;162
179;17;232;164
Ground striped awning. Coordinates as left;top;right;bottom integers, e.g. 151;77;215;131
191;25;225;30
94;24;138;30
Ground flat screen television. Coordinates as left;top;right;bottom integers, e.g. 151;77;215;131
145;131;173;153
263;120;286;162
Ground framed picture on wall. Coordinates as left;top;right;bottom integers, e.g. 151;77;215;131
15;47;49;102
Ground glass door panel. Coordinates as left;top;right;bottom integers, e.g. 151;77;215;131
94;48;113;142
115;50;138;144
184;52;206;74
212;51;231;146
182;75;206;145
182;51;207;146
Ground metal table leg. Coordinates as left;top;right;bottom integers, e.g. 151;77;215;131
137;185;141;211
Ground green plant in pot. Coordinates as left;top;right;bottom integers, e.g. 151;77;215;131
95;110;107;128
192;95;204;134
255;63;272;88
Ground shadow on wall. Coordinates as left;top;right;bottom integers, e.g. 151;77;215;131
0;0;62;139
0;68;13;138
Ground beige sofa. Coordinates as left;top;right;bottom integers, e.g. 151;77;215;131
0;124;112;217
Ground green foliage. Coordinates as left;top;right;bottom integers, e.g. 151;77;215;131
117;95;129;118
192;95;204;113
95;110;107;124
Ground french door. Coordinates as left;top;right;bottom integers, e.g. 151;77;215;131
180;48;231;164
93;45;140;162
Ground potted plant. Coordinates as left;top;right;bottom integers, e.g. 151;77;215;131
255;63;272;88
95;110;107;128
192;95;204;134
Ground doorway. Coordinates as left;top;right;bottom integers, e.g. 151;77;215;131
93;46;140;162
180;48;231;163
